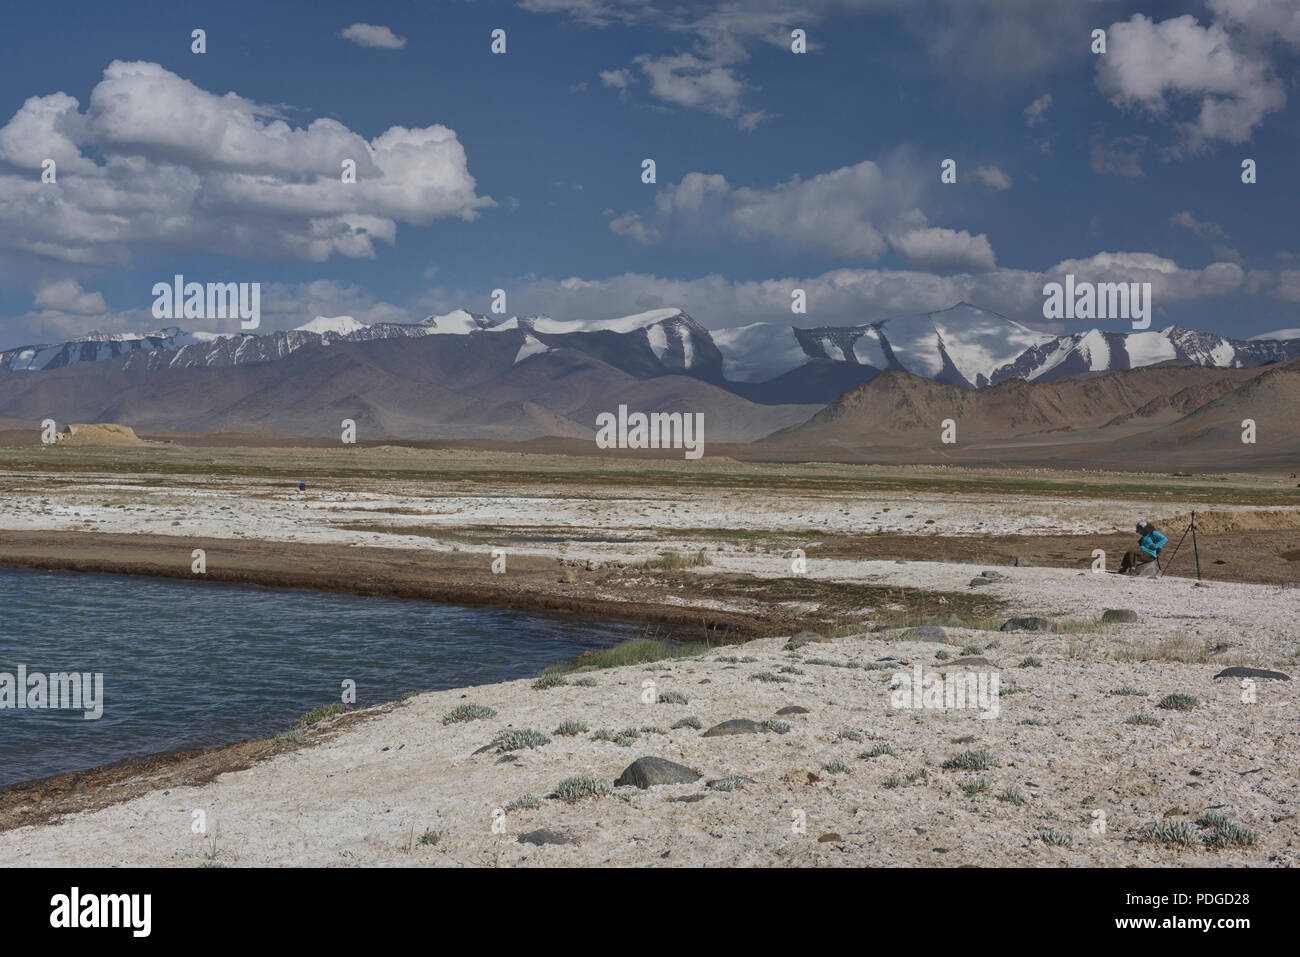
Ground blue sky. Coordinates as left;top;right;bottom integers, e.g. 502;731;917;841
1;0;1298;349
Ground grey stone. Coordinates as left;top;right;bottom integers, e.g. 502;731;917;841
1213;666;1291;682
1283;583;1298;590
1014;556;1035;567
897;626;950;643
1000;617;1052;632
969;577;992;587
1101;609;1138;623
776;705;811;715
702;718;763;737
614;756;702;788
518;828;580;846
943;656;993;667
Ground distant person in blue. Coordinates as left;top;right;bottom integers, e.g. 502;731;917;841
298;480;306;492
1119;520;1166;574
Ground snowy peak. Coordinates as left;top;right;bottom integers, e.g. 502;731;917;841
294;315;368;336
787;302;1056;387
418;310;498;334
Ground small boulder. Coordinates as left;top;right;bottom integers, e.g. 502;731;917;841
1000;617;1052;632
614;756;702;788
943;656;993;667
1014;556;1035;567
898;626;950;643
776;705;811;715
1101;609;1138;623
702;718;763;737
1213;666;1291;682
817;833;843;843
1137;563;1161;578
518;828;579;846
969;577;992;587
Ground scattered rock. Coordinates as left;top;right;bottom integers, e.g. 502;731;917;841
897;626;949;643
1014;556;1035;567
776;705;811;715
614;756;702;788
670;793;708;803
943;656;993;667
783;769;821;785
969;577;993;587
518;828;579;846
702;719;763;737
1283;583;1298;590
785;630;830;649
1000;617;1052;632
1213;666;1292;682
1101;609;1138;623
817;833;843;843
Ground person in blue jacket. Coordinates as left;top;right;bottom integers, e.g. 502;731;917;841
1119;520;1167;574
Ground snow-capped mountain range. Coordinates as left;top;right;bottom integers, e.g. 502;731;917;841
3;303;1298;400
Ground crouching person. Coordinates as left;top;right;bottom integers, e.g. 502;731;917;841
1119;521;1167;575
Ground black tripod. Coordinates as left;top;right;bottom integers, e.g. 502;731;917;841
1156;511;1202;581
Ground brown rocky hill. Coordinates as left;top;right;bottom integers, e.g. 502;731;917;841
0;331;815;443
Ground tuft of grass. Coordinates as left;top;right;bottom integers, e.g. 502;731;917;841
1196;811;1229;829
418;829;442;847
574;676;598;687
493;728;551;752
672;715;702;730
504;793;541;812
639;549;712;570
1136;820;1198;846
1017;717;1048;726
1019;656;1042;668
1036;827;1074;847
532;674;568;690
751;671;787;683
294;703;345;729
821;761;850;775
1203;821;1258;849
275;729;305;744
613;727;641;746
961;776;990;796
1110;686;1147;696
761;719;791;734
882;774;903;789
442;703;497;725
657;690;689;704
998;786;1028;806
1157;693;1199;711
860;742;897;758
640;725;668;736
962;644;984;655
835;728;864;742
553;719;588;737
554;776;612;802
942;749;998;771
591;728;616;742
707;776;751;792
779;665;805;675
1125;713;1164;727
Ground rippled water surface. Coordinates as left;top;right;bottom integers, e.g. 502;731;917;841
0;568;638;787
